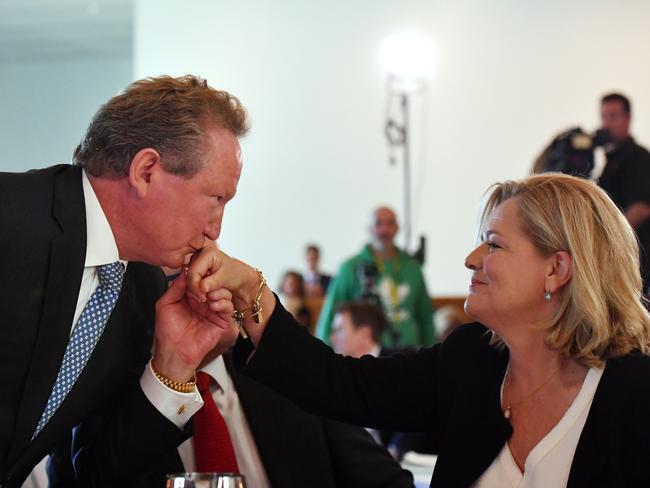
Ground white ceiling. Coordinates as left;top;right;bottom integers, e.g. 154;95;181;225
0;0;133;62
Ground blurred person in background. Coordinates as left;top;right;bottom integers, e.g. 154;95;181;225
331;302;389;359
317;206;435;348
279;270;312;330
304;244;332;297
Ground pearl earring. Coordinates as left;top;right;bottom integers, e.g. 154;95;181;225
544;291;552;301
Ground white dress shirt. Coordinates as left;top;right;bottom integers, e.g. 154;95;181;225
303;270;320;285
79;171;203;429
473;365;604;488
177;356;271;488
73;170;128;327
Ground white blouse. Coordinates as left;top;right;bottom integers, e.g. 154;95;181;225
472;365;604;488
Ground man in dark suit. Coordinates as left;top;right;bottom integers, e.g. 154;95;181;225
48;323;414;487
0;75;247;486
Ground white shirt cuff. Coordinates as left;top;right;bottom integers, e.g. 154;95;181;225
140;360;204;429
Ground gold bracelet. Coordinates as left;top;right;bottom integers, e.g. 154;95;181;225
150;362;197;393
232;268;267;338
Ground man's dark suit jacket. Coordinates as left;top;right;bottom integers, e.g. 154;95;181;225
0;165;186;486
234;300;650;488
49;353;414;487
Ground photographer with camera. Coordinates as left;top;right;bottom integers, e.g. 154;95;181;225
533;93;650;292
597;93;650;292
316;207;435;348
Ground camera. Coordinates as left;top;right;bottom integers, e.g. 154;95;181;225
538;127;612;178
356;262;402;346
356;262;382;308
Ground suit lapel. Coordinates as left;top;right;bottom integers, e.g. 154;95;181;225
567;363;610;488
567;421;603;488
432;346;512;487
8;167;86;466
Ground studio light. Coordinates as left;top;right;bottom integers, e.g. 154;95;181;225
378;31;434;93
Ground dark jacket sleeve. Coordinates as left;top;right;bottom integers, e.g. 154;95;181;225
70;386;192;485
323;419;414;488
234;298;442;433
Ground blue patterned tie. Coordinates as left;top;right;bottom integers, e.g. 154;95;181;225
33;261;125;438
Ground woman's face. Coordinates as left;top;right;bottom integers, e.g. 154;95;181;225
464;198;554;331
282;275;302;297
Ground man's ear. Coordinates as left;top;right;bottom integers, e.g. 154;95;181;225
128;148;162;198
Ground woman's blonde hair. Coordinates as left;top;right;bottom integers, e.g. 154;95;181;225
481;173;650;367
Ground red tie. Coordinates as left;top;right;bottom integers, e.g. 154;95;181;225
192;371;240;473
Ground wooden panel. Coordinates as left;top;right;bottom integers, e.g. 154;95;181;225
303;296;469;330
433;296;468;322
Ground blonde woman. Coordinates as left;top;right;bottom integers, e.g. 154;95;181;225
190;174;650;487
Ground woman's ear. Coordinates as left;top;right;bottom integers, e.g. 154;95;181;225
546;250;573;293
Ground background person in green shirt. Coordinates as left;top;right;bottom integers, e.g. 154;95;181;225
316;207;435;347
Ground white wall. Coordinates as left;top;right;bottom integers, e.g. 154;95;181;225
134;0;650;295
0;57;132;172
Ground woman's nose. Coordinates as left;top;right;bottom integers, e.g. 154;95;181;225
464;244;485;271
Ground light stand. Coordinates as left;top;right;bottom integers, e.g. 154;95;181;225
385;91;413;250
379;31;433;256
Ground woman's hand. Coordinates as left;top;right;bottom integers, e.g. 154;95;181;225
185;244;256;307
186;243;277;345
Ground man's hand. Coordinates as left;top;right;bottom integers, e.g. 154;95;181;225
152;270;235;382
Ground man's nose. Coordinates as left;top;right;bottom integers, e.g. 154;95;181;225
204;218;221;241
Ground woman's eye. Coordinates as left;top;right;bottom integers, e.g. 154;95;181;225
486;241;500;250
